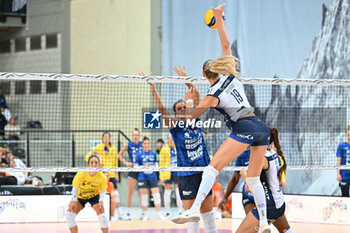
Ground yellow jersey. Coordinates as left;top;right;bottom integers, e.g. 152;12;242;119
72;172;107;200
159;145;176;180
85;143;118;178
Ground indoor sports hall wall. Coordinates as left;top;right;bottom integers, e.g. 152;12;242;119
162;0;350;195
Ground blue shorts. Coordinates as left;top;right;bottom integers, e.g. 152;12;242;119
242;192;255;208
164;175;179;184
138;179;158;189
178;172;213;200
128;172;138;180
78;195;99;207
109;177;118;189
252;203;286;222
229;116;270;146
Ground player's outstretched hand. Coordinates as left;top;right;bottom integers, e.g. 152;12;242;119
173;65;187;77
213;3;225;19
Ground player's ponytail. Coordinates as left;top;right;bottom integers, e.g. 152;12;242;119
270;127;287;183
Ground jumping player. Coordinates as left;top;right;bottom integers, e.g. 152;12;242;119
172;3;270;232
148;78;217;233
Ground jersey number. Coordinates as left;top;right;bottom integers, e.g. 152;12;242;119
231;89;243;103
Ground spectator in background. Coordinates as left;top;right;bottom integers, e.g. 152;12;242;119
0;110;7;139
336;125;350;197
0;158;17;186
156;139;164;156
0;104;11;122
5;117;21;152
0;87;7;109
8;160;26;185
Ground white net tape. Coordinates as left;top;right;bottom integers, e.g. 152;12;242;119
1;72;350;86
1;166;350;173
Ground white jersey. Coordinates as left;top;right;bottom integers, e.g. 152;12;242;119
206;75;253;124
261;149;285;209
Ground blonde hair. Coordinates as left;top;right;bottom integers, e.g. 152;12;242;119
203;55;240;79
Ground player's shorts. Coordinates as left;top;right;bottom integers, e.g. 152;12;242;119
164;175;179;184
242;192;255;208
229;116;270;146
138;179;158;189
178;172;213;200
109;177;118;189
78;195;100;207
128;172;138;180
252;203;286;222
339;180;350;187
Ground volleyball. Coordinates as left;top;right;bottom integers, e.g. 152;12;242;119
204;9;225;29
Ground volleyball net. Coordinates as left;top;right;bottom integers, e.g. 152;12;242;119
0;72;349;174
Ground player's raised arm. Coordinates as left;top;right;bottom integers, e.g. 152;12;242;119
173;65;201;107
148;82;177;129
213;3;232;57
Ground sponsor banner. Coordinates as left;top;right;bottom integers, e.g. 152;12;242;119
0;195;110;223
231;192;350;225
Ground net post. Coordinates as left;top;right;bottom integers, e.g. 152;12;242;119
26;133;30;167
72;133;76;167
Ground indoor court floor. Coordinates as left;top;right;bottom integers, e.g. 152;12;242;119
2;219;350;233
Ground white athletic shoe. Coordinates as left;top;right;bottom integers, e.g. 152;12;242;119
259;224;271;233
165;213;171;219
125;213;131;220
171;209;200;224
141;215;149;221
215;211;222;220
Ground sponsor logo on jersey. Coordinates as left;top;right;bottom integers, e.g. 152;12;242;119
236;134;254;140
182;191;192;196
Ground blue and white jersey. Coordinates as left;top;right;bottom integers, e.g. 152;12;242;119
170;146;179;177
336;142;350;180
206;75;253;128
260;149;285;209
235;149;250;175
170;122;211;176
135;150;158;180
128;141;143;163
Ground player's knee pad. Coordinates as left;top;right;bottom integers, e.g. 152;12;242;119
201;209;217;233
114;190;120;203
98;213;109;229
153;192;161;205
141;194;148;207
202;165;219;179
65;212;77;228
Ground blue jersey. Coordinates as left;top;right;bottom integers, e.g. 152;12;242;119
128;141;143;164
170;147;178;177
135;150;158;180
170;122;210;176
336;142;350;180
235;149;251;174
